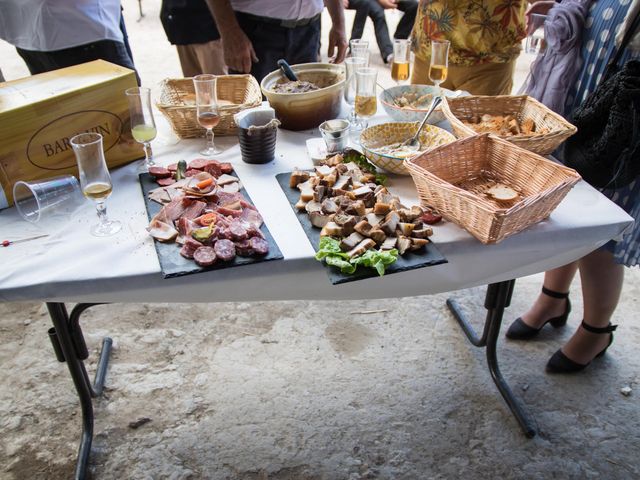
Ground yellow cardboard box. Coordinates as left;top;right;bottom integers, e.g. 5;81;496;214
0;60;141;208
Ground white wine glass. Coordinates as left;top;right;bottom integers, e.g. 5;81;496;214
70;132;121;237
355;67;378;129
125;87;157;171
429;40;450;96
392;39;411;84
193;74;222;156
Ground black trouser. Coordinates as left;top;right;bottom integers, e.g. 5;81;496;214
230;11;321;84
16;13;140;84
348;0;418;61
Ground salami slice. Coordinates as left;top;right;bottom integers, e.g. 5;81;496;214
149;166;172;178
180;237;202;259
421;212;442;225
167;163;178;172
214;239;236;262
189;158;210;170
249;237;269;256
204;162;222;177
220;162;233;174
157;177;177;187
234;239;254;257
193;246;217;266
228;222;248;241
184;169;201;177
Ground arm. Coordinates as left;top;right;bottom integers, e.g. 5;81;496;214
324;0;348;63
205;0;257;73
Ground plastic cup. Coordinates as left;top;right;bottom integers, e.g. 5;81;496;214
525;14;547;55
13;175;85;225
319;119;350;154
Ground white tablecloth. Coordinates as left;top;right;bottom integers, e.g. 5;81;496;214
0;114;633;303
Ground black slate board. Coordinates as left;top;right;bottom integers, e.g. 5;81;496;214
140;172;283;279
276;172;447;285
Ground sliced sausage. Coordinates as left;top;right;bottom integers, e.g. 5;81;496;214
228;222;247;241
189;158;210;170
214;239;236;262
249;237;269;256
149;166;171;178
220;162;233;174
157;177;177;187
184;169;201;177
204;162;222;177
167;163;178;172
420;212;442;225
193;246;217;267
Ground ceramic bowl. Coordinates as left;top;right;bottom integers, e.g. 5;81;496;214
379;85;465;124
360;122;456;175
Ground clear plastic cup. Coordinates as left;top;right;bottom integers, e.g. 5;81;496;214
525;14;547;55
13;175;85;224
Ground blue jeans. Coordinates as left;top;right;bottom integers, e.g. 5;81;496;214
231;11;321;84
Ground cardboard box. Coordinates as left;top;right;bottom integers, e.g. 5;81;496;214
0;60;141;208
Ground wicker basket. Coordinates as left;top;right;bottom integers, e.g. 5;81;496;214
441;95;577;155
156;75;262;138
404;134;581;244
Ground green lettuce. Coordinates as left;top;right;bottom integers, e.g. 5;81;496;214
315;237;398;276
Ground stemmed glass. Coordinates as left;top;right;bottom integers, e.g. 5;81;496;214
193;74;221;156
125;87;157;171
70;133;121;237
429;40;450;96
344;56;366;131
355;67;378;129
391;39;411;84
350;39;370;67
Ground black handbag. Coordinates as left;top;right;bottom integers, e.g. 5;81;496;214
563;12;640;189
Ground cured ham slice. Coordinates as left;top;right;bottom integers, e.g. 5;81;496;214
240;208;263;229
182;200;206;220
147;220;178;242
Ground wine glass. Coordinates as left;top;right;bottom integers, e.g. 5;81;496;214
429;40;450;96
391;39;411;84
350;38;370;67
355;67;378;129
193;74;222;156
344;56;366;131
125;87;157;171
70;133;121;237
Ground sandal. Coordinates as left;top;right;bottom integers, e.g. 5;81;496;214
505;286;571;340
546;321;617;374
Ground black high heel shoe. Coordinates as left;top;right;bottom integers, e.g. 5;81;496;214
546;321;617;374
505;286;571;340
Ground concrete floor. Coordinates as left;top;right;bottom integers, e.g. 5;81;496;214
1;2;639;479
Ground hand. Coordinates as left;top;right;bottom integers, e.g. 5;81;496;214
327;26;348;63
525;1;556;34
378;0;398;8
342;0;349;8
222;25;258;73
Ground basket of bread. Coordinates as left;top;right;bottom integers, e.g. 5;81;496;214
404;134;581;244
156;74;262;138
441;95;577;155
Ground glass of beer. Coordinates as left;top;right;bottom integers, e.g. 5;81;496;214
344;56;367;130
391;39;411;84
70;133;121;237
193;74;221;156
125;87;157;171
429;40;450;95
355;67;378;128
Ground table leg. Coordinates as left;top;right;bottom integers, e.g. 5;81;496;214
46;303;113;480
446;280;537;438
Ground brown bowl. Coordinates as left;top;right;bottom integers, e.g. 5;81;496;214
261;63;345;131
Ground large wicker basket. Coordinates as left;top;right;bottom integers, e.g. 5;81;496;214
404;134;581;244
156;75;262;138
441;95;577;155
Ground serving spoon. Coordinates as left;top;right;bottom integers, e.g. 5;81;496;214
277;59;298;81
401;95;443;148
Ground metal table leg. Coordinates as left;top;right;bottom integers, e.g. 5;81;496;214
446;280;537;438
46;303;113;480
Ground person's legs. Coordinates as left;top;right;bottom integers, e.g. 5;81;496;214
449;61;515;95
193;40;228;75
394;0;418;39
176;45;201;77
558;249;624;365
367;0;393;62
348;0;369;42
287;19;322;65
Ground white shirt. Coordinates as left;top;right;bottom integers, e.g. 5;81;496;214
230;0;324;21
0;0;123;51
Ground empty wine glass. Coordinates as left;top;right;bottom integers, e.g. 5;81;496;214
70;133;121;237
193;74;221;156
125;87;157;171
429;40;450;96
355;67;378;129
350;38;370;67
344;56;366;131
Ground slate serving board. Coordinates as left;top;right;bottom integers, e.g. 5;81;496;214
276;172;447;285
140;172;283;279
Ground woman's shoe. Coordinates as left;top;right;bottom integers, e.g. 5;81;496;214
505;286;571;340
546;321;617;374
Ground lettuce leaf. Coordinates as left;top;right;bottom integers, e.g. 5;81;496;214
315;237;398;276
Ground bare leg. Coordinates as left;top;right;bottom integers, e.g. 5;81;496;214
519;262;578;329
560;249;624;364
